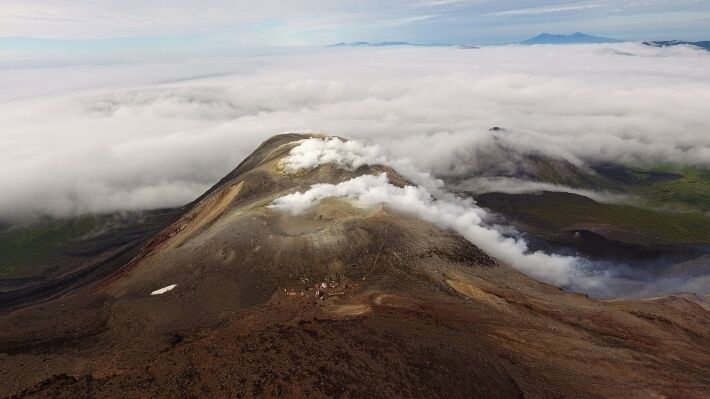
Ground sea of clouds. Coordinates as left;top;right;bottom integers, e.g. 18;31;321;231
2;42;710;219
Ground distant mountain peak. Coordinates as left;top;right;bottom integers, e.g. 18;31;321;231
521;32;622;45
643;40;710;52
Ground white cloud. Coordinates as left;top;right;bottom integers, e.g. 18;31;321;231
492;3;605;17
1;43;710;220
451;177;630;204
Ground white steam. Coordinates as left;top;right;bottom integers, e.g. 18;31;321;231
279;136;387;174
271;173;598;289
270;137;605;292
280;136;449;197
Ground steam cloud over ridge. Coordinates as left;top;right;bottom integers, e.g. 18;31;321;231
271;137;604;293
271;137;710;297
2;43;710;219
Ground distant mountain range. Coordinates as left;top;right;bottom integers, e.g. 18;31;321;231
520;32;622;45
328;35;710;50
328;34;622;48
643;40;710;51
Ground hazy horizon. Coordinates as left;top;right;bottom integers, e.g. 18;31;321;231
1;0;709;58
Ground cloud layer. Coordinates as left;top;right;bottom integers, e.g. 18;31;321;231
2;43;710;219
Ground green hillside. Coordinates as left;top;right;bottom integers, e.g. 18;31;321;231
0;209;178;279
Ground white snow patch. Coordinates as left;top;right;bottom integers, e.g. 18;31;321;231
151;284;177;295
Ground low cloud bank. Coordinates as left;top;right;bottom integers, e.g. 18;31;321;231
2;43;710;219
451;177;630;204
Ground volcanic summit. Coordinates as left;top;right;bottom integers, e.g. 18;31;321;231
1;134;709;398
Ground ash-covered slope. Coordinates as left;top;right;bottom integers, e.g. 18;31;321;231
1;134;709;398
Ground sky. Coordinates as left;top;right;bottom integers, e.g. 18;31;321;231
1;0;709;54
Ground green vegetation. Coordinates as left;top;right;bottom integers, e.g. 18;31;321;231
631;168;710;213
531;159;710;214
0;215;110;278
0;209;178;279
520;194;710;244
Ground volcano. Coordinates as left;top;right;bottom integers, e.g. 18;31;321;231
1;134;709;398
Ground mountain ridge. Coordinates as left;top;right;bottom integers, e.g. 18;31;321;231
644;40;710;51
521;32;622;45
2;134;710;398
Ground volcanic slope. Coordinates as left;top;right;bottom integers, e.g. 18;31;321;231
1;134;709;398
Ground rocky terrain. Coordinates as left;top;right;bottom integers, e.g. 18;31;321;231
1;134;709;398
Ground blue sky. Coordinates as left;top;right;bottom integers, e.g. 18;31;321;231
1;0;709;53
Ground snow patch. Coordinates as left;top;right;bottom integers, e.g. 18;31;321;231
151;284;177;295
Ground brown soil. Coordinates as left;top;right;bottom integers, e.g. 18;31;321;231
1;134;709;398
